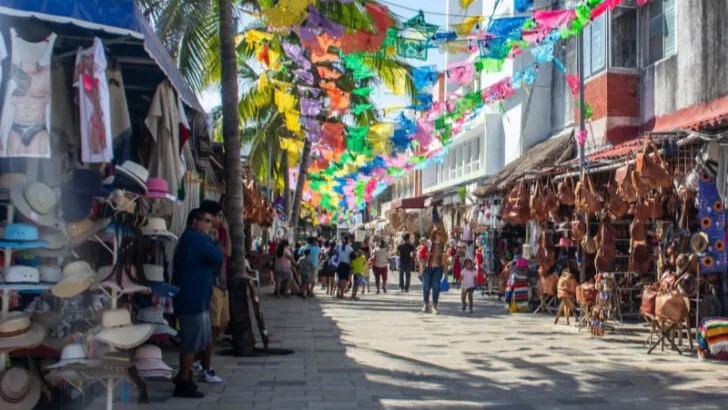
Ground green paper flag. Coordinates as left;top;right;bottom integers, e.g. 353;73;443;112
475;58;505;73
352;86;373;97
352;103;373;115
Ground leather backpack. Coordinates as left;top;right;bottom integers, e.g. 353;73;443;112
506;180;530;225
530;181;547;222
616;164;639;203
606;183;628;220
575;173;602;213
557;177;576;206
636;141;672;189
543;180;559;214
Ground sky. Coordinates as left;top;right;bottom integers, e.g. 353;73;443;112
200;0;450;114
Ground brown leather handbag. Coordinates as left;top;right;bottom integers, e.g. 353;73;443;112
630;218;647;241
648;193;664;220
506;180;530;225
530;181;547;222
535;231;555;272
539;273;559;296
636;142;672;189
543;180;559;214
640;283;659;318
575;173;602;213
606;183;628;220
576;282;598;307
616;165;640;203
557;177;576;206
655;291;688;323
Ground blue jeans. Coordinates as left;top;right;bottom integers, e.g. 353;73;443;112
399;262;412;291
422;267;444;305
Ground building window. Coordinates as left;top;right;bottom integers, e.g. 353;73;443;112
647;0;676;64
470;138;480;171
583;13;607;78
611;6;637;68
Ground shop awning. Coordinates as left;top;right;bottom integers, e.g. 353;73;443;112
0;0;204;113
473;129;576;197
389;195;431;210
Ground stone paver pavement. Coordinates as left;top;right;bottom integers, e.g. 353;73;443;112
91;282;728;410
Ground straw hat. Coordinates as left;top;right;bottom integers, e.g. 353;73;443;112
11;178;61;229
94;309;153;349
133;344;172;373
44;343;100;370
112;161;149;195
141;217;177;240
0;312;47;353
66;217;112;248
0;367;41;410
51;261;96;299
136;307;177;337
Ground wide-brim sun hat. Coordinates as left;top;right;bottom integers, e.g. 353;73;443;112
66;218;112;248
98;266;151;295
0;367;41;410
94;309;153;349
133;344;173;372
51;261;96;299
141;217;177;240
44;343;100;370
0;312;47;354
10;178;62;229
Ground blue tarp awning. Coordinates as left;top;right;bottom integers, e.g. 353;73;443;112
0;0;204;112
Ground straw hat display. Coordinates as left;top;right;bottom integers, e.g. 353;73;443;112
0;312;47;354
0;367;41;410
11;178;61;229
94;309;153;349
51;261;96;298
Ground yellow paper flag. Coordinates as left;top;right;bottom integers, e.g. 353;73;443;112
284;110;302;133
382;68;408;96
274;90;297;113
460;0;476;9
452;16;484;37
262;0;312;28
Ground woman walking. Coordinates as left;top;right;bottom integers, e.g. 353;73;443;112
370;240;390;294
422;227;448;314
335;236;354;299
274;239;296;297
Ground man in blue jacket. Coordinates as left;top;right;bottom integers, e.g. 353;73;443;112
172;208;224;398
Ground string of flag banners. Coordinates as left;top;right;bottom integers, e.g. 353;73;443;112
248;0;648;225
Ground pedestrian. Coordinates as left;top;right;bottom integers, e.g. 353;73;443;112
416;237;428;280
199;200;230;347
370;240;389;294
274;239;296;297
298;237;322;296
172;209;224;398
297;249;315;299
460;258;477;314
422;226;448;314
321;241;337;296
397;233;415;292
350;250;367;300
335;236;354;299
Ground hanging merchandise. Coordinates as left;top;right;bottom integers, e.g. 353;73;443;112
282;42;311;70
514;0;534;12
452;16;485;37
403;11;439;37
74;37;113;163
107;62;132;143
0;29;56;158
145;80;183;196
412;66;437;92
699;175;727;273
396;38;428;60
447;62;474;85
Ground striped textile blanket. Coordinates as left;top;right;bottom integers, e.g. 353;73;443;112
697;317;728;360
505;278;530;312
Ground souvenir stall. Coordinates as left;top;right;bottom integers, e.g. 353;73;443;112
0;1;211;408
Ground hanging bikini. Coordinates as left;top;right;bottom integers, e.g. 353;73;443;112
0;29;56;158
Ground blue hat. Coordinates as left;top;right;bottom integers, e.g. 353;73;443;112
0;224;49;249
148;281;179;298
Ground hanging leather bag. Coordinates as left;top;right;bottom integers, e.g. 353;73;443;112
575;173;602;213
616;164;640;203
576;282;598;307
655;291;688;323
530;181;547;222
557;177;576;206
543;180;559;214
571;218;586;241
640;283;659;318
648;193;664;220
630;218;647;242
606;182;628;220
636;142;673;189
507;180;530;225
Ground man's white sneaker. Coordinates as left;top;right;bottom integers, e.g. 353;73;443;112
420;306;430;313
432;306;439;315
200;369;223;384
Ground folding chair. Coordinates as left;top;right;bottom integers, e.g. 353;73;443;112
646;317;683;355
533;291;558;316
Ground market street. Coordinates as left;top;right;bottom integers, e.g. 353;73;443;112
95;283;728;410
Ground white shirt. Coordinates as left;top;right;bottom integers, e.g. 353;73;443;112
337;244;354;264
372;248;389;268
460;268;477;289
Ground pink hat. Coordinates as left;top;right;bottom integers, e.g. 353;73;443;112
146;178;169;199
133;344;172;373
515;258;529;268
555;237;573;248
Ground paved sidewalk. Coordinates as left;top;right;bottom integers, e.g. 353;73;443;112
93;282;728;410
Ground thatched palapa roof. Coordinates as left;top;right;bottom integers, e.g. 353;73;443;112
473;131;576;197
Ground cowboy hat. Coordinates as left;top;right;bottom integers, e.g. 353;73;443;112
143;264;179;298
690;232;710;254
136;307;177;337
51;261;96;299
133;344;172;373
94;309;153;349
0;367;41;410
0;312;47;353
141;217;177;240
44;343;100;370
0;224;49;249
66;217;112;248
11;178;61;229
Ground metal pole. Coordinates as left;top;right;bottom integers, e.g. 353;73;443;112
577;31;586;284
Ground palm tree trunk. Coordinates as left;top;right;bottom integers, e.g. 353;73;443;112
289;138;311;240
219;0;255;356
